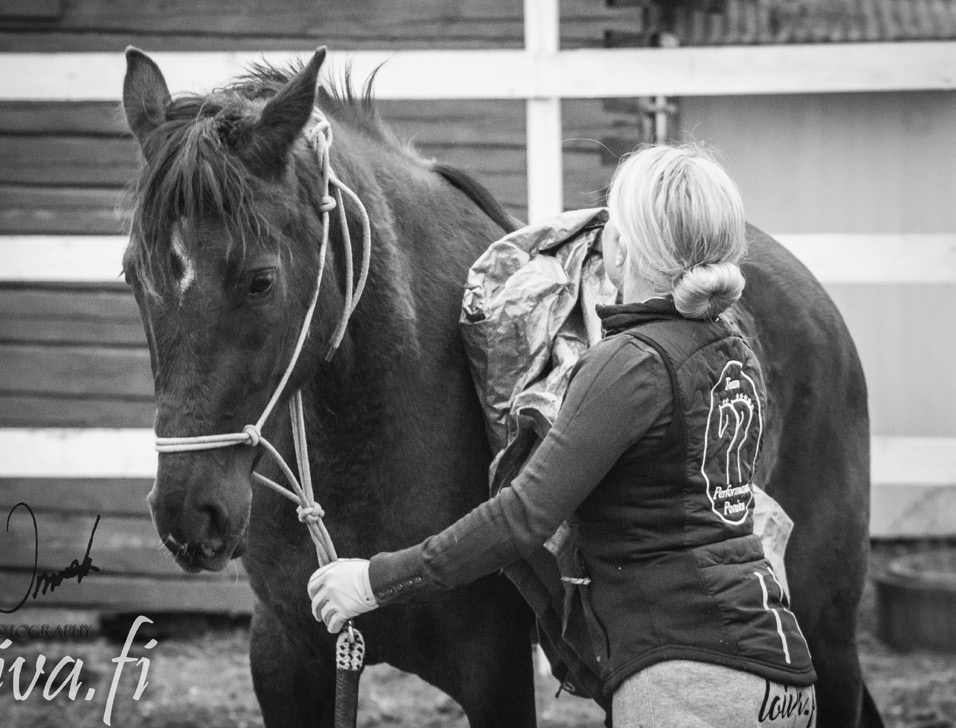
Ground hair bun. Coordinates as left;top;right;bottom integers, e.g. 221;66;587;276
673;262;745;319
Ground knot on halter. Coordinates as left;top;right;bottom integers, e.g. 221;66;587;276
242;424;262;447
297;503;325;524
319;195;337;212
308;115;333;152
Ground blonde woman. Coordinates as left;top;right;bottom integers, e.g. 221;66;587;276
309;144;817;727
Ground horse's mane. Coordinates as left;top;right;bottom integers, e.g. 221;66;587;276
125;62;407;296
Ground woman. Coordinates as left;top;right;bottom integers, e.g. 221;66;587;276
308;144;817;727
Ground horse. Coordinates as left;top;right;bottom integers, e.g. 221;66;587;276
120;48;882;727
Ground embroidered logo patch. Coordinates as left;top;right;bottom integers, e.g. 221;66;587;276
702;360;763;525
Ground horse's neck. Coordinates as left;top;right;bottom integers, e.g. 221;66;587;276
295;136;495;537
301;143;478;453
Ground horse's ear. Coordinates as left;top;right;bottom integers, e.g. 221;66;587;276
243;47;326;176
122;47;171;148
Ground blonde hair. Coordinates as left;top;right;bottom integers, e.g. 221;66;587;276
607;143;747;319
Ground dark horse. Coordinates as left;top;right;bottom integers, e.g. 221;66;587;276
121;48;881;727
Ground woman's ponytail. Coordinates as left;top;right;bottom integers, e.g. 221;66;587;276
608;143;748;318
672;262;745;319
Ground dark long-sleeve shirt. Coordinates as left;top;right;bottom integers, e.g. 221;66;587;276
368;334;671;602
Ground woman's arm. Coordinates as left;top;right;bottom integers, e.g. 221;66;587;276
308;335;670;631
369;336;670;602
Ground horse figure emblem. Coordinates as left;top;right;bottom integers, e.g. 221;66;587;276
704;360;763;525
121;47;883;727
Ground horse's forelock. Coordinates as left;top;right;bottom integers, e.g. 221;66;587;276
126;61;411;300
128;93;291;297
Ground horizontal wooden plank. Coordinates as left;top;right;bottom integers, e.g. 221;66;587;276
871;436;956;487
0;509;250;580
0;343;151;397
0;317;145;346
0;0;63;20
0;286;144;345
870;483;956;538
0;0;525;52
0;134;140;186
0;429;157;477
0;431;951;537
0;235;128;281
549;43;956;97
5;234;954;284
0;394;154;428
0;477;153;516
0;570;254;613
0;185;126;234
0;97;639;153
3;43;955;102
0;101;132;135
776;234;956;283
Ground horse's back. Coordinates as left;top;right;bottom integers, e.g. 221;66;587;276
741;225;874;727
741;224;869;523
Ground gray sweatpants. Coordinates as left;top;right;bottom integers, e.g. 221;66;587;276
612;659;816;728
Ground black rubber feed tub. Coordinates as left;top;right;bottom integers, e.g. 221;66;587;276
875;548;956;652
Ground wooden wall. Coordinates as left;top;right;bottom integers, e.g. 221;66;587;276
3;2;952;613
679;91;956;438
0;0;635;51
0;1;651;613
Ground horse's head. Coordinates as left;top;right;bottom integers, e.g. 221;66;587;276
122;48;343;572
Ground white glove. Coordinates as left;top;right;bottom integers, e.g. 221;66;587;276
307;558;377;633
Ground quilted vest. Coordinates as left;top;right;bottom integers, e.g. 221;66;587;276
574;305;817;694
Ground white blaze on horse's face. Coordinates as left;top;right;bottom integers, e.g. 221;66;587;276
170;224;196;295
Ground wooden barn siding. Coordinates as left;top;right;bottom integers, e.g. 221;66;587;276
5;2;951;612
679;91;956;437
0;0;627;51
0;91;645;613
0;97;646;232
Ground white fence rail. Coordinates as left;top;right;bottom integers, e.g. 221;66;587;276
4;234;956;284
2;42;955;101
0;429;950;538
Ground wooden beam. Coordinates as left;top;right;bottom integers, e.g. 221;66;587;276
0;235;128;281
548;43;956;97
775;234;956;284
524;0;563;224
871;437;956;537
0;572;254;613
0;430;951;492
4;234;955;284
1;42;954;102
0;429;157;477
0;0;63;20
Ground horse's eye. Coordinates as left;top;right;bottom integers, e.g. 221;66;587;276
248;270;275;297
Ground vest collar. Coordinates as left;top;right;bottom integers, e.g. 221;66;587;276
596;297;683;336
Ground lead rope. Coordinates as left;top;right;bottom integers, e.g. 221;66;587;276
153;108;370;728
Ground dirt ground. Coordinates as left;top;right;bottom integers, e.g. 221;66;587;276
1;544;953;728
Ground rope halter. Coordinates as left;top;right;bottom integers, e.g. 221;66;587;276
153;108;372;568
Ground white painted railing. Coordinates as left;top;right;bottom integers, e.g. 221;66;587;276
4;234;956;284
2;42;954;101
0;429;950;538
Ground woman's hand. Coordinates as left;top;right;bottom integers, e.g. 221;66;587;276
307;558;378;633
